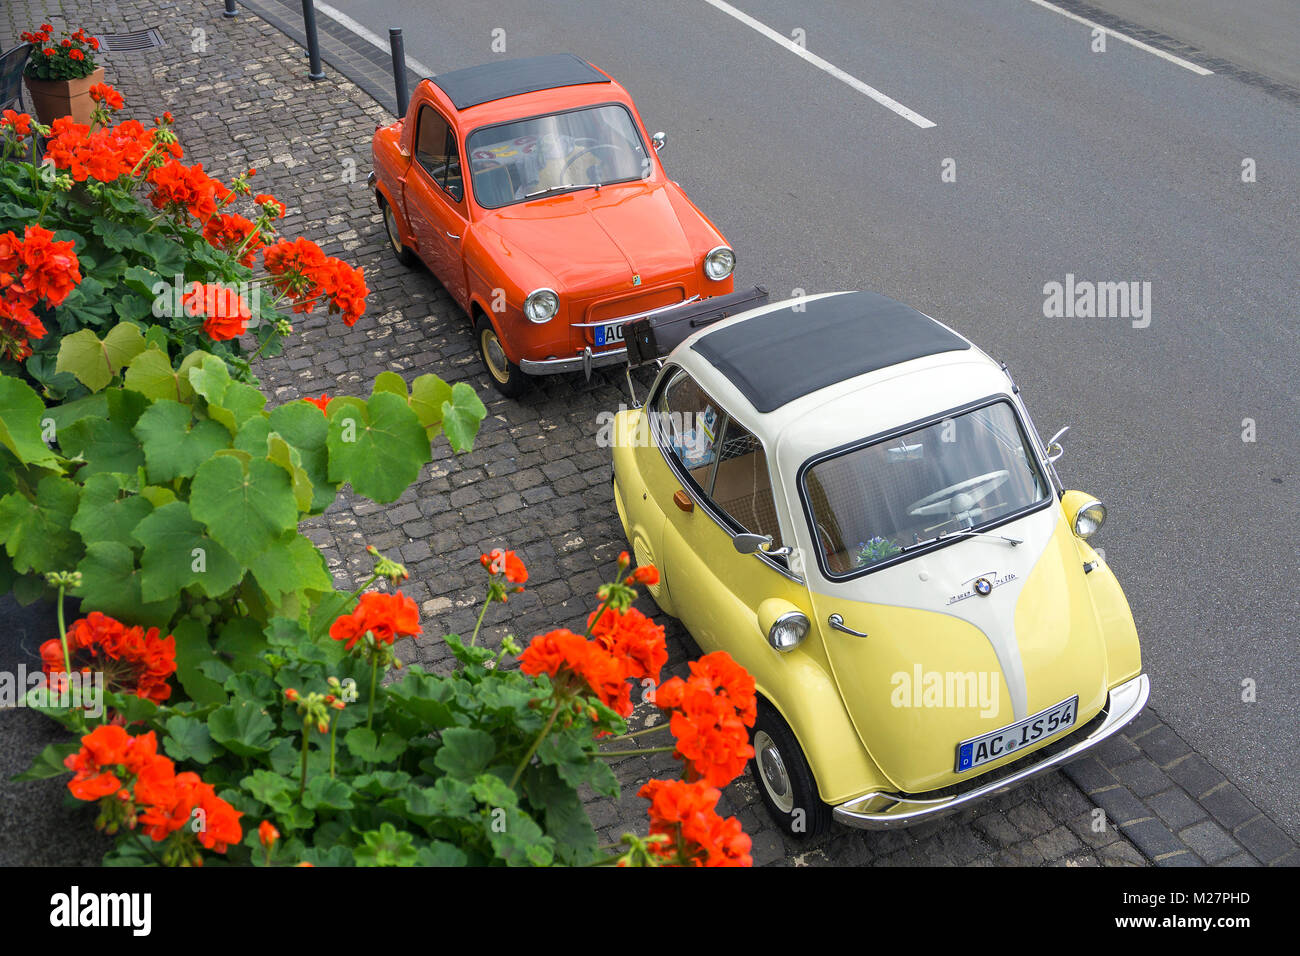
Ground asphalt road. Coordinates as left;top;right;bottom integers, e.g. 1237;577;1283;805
323;0;1300;838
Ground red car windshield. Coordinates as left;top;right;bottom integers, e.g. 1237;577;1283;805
467;104;650;208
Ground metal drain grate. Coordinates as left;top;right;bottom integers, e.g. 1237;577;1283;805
100;29;165;52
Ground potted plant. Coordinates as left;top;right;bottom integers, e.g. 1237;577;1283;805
20;23;105;126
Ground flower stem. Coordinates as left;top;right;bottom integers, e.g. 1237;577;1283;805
582;596;612;639
606;723;670;742
509;700;562;789
297;718;310;800
55;583;70;676
133;832;166;867
468;592;492;648
366;651;378;731
586;852;628;867
596;746;674;758
329;717;338;779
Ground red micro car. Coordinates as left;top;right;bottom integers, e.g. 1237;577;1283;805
369;54;736;396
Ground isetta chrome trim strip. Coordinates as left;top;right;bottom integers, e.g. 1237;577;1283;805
831;673;1150;830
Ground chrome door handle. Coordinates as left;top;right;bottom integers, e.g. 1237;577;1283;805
828;614;868;638
445;231;460;240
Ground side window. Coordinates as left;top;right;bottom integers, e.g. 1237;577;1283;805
415;106;462;201
415;106;450;177
711;416;783;548
655;370;783;549
656;369;721;489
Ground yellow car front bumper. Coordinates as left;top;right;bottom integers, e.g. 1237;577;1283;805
831;673;1150;829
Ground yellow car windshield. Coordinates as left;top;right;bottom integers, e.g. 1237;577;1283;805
804;401;1049;577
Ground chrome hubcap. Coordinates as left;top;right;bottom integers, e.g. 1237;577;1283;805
753;730;794;813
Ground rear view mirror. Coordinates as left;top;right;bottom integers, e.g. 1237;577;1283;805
733;533;770;554
1045;426;1069;463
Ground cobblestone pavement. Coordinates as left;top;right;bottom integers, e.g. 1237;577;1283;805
2;0;1294;867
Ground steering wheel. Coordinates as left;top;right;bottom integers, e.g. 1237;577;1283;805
562;144;620;179
907;470;1010;518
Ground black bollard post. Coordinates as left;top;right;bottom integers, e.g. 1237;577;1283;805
301;0;326;80
389;29;410;116
223;0;238;18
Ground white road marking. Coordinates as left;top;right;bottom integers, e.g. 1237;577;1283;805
314;1;438;78
1023;0;1213;75
699;0;937;128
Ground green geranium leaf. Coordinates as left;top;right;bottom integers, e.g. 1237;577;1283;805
171;618;228;708
206;381;267;436
215;618;272;674
11;742;77;781
209;698;276;756
163;715;219;763
75;540;178;629
70;472;154;550
302;775;354;811
325;392;431;503
352;770;412;797
432;728;495;780
0;375;60;468
354;823;420;867
524;764;598;864
0;475;81;574
55;324;147;392
122;346;194;403
441;382;487;453
189;456;299;565
408;373;453;436
241;769;297;813
267;401;336;513
415;842;468;867
265;435;312;513
345;727;408;764
249;531;332;603
133;399;232;482
132;500;243;602
56;417;144;476
371;371;408;398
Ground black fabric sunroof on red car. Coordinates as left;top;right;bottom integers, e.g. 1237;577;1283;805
691;291;971;414
430;54;609;110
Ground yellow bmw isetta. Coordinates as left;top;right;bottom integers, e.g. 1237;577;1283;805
611;290;1149;836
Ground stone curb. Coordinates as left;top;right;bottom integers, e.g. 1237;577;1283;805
1063;707;1298;866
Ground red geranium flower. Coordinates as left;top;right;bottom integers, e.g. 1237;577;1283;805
587;605;667;684
480;548;527;584
519;629;632;716
40;611;176;704
202;212;263;267
638;778;752;867
329;591;421;651
653;651;757;787
303;393;331;413
254;193;286;219
88;82;124;110
181;281;251;342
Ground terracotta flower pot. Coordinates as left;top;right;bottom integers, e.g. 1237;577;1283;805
23;66;106;126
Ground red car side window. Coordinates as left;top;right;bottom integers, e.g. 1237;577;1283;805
414;105;462;201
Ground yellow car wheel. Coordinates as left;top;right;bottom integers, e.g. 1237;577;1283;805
750;702;833;838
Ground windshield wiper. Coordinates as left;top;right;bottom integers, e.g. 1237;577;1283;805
523;182;601;199
901;527;1023;552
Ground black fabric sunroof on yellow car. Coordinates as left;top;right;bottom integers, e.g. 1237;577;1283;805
691;291;971;414
431;54;609;110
